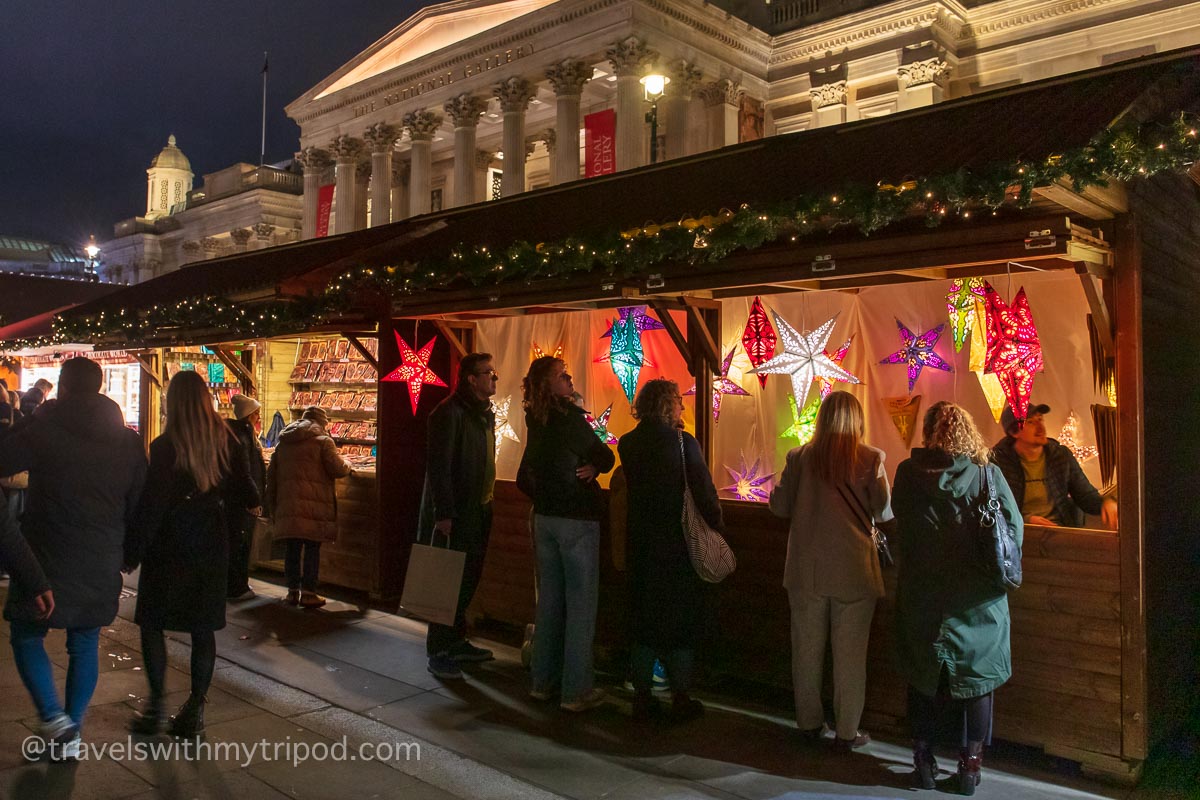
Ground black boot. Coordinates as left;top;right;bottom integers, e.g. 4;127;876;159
129;695;166;735
168;694;207;737
956;741;983;796
912;740;937;789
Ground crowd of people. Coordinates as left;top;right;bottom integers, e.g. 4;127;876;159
0;352;1114;795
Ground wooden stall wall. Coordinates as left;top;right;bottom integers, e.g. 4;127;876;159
1128;172;1200;752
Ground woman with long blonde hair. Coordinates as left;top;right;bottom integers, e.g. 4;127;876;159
769;390;893;749
126;370;259;736
892;402;1021;794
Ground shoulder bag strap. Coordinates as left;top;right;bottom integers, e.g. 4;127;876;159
835;483;875;538
677;431;690;491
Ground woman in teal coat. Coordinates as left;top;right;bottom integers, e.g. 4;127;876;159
892;402;1022;796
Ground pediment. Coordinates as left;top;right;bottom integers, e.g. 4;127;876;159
315;0;560;100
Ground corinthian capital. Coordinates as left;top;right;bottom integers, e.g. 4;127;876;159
363;123;401;153
402;110;443;141
443;94;488;128
493;76;535;113
606;36;657;78
809;81;847;109
295;146;333;173
666;60;703;97
330;134;365;162
475;150;496;169
545;59;591;96
698;79;740;108
899;58;950;89
229;228;253;246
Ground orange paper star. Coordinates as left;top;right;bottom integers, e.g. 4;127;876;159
382;332;446;414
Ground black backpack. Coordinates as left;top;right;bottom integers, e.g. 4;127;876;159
973;465;1022;591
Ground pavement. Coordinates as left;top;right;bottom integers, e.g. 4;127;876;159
0;573;1193;800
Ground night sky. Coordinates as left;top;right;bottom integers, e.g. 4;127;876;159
2;1;427;248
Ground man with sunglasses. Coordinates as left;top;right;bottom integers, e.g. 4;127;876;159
419;352;499;680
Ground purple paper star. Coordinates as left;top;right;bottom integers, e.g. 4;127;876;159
723;452;773;503
879;319;953;392
601;306;665;337
684;348;750;421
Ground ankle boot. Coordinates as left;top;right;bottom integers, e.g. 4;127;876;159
168;694;207;737
912;740;937;789
129;696;166;735
956;741;983;796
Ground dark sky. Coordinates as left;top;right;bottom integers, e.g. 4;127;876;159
1;1;427;247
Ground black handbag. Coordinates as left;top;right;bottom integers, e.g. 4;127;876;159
974;465;1022;591
836;483;894;568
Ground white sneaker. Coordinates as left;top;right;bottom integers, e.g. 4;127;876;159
50;733;82;762
39;712;76;744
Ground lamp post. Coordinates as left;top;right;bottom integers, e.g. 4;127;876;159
84;235;100;280
640;72;669;164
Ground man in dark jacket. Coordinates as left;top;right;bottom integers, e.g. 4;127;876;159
226;394;266;601
0;357;147;759
418;352;498;680
990;403;1116;529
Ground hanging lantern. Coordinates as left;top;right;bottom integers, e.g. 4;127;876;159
878;319;953;393
741;296;777;388
983;281;1043;427
381;331;447;414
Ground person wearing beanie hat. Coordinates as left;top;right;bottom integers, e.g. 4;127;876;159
989;403;1116;529
225;396;266;601
265;406;351;607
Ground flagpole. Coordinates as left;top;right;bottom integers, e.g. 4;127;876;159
260;51;269;166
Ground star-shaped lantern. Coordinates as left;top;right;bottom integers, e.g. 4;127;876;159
818;336;858;400
381;331;446;414
608;316;644;404
491;395;520;460
780;394;821;446
684;348;750;421
750;312;858;410
601;306;665;337
531;341;564;361
946;277;987;352
983;282;1043;426
584;403;619;444
722;452;773;502
879;319;954;393
1058;411;1098;462
969;297;1006;422
741;296;777;388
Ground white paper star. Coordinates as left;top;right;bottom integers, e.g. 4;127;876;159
492;395;520;460
748;312;858;409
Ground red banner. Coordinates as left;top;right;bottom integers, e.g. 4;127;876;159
315;183;335;238
584;109;616;178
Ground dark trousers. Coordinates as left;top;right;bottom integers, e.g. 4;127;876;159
284;539;322;591
426;503;492;656
907;684;994;746
141;627;216;699
226;512;255;596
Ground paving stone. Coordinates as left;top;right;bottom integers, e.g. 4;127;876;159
0;756;151;800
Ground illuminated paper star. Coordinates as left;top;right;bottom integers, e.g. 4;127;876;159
381;332;446;414
749;312;857;410
969;297;1006;422
983;282;1043;426
1058;411;1098;462
879;319;954;393
780;395;820;446
584;403;618;444
608;316;644;404
531;341;564;361
818;336;858;400
723;452;773;502
946;277;987;352
741;296;777;388
684;348;750;421
601;306;665;337
491;395;520;460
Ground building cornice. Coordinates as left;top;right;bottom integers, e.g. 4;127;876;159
769;2;965;66
957;0;1141;40
637;0;771;64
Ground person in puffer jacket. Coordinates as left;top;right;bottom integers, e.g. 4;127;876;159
265;406;351;608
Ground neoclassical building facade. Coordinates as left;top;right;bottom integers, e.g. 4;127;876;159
285;0;1200;237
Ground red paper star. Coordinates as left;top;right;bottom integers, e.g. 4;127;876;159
382;332;446;414
741;296;776;388
818;335;858;399
983;282;1043;426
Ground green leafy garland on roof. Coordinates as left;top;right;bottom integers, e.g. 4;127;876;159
48;113;1200;346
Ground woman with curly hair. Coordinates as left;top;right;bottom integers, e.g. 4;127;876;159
618;378;724;722
516;356;615;711
892;402;1022;795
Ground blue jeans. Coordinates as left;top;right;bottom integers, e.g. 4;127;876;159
530;515;599;704
10;621;101;728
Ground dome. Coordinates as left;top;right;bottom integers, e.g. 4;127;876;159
149;134;192;171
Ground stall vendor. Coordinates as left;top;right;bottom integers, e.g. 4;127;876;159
990;403;1117;529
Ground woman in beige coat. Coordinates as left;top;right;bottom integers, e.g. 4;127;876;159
768;391;893;749
265;407;351;608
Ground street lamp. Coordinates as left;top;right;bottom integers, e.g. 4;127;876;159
83;235;100;280
640;72;669;164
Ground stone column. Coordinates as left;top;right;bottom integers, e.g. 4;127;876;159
475;150;495;202
545;59;591;184
898;57;949;110
330;134;365;233
494;76;535;198
229;228;252;253
698;79;740;150
391;159;410;222
539;130;556;186
662;60;701;162
364;123;400;227
403;110;442;216
607;37;657;171
295;146;332;239
354;161;370;230
444;94;487;207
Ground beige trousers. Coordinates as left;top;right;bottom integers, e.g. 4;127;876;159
787;587;877;740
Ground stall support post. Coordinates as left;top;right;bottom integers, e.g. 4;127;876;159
684;300;721;466
137;350;162;447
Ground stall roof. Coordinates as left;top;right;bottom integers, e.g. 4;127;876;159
0;274;117;333
60;45;1200;331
